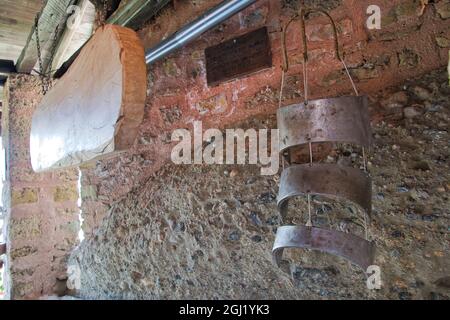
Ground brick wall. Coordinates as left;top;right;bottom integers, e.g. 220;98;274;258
2;75;79;299
80;0;450;237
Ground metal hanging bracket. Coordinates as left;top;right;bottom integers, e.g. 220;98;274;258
272;7;376;274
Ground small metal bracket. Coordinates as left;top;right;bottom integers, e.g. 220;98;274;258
277;96;372;154
273;225;376;271
277;164;372;220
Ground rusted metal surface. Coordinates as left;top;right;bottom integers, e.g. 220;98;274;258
278;164;372;219
273;225;376;271
277;96;372;153
205;27;272;86
273;7;376;275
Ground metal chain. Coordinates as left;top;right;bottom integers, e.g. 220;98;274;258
47;24;60;76
35;13;49;94
34;4;76;95
306;194;313;227
363;212;369;241
102;0;109;25
278;71;287;171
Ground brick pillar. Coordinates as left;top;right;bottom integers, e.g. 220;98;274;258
1;75;79;299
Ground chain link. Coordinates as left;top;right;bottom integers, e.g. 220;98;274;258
102;0;109;26
35;13;49;94
35;4;74;95
47;24;60;75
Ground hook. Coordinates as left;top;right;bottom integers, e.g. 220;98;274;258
280;8;359;97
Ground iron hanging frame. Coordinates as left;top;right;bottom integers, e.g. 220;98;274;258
272;8;375;267
276;8;373;226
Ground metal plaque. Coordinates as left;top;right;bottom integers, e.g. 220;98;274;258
278;164;372;219
205;27;272;86
273;225;376;271
277;96;372;153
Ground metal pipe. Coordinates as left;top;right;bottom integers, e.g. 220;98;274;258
145;0;258;65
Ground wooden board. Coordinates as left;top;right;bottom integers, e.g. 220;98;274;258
30;24;147;172
51;0;96;73
16;0;73;73
0;0;45;63
205;27;272;87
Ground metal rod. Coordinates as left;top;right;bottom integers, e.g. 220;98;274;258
307;194;312;227
145;0;257;65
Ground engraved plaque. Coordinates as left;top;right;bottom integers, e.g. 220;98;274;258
205;27;272;86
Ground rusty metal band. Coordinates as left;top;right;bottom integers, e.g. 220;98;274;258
277;96;372;153
273;225;376;271
277;164;372;219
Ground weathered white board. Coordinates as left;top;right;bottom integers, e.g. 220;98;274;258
30;25;147;172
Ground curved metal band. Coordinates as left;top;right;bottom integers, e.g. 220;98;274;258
277;164;372;219
278;96;372;153
273;225;376;271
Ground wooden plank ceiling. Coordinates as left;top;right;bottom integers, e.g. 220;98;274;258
0;0;172;105
0;0;45;63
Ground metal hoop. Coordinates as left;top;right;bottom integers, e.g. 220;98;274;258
277;96;373;154
277;164;373;221
273;225;376;271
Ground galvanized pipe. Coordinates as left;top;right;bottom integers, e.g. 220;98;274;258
145;0;258;65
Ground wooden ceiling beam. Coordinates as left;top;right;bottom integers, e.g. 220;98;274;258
15;0;75;74
90;0;122;19
53;0;171;78
106;0;171;30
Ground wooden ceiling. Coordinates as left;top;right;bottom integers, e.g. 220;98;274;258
0;0;45;63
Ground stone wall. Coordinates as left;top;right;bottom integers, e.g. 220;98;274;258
2;75;79;299
70;0;450;299
2;0;448;301
71;69;450;299
80;0;450;237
